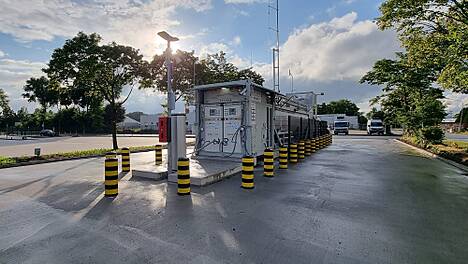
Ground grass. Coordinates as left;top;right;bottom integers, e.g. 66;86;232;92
401;136;468;166
0;145;160;168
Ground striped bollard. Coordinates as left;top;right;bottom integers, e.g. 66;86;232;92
263;148;274;177
311;138;317;153
305;139;312;156
298;141;305;160
106;151;117;159
155;145;163;165
289;144;298;164
105;157;118;198
319;136;324;149
177;157;191;195
241;156;255;189
121;147;130;172
279;146;288;169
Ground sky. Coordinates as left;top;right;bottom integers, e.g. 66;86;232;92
0;0;465;116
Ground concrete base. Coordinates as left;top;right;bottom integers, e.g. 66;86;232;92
132;165;168;181
167;158;241;186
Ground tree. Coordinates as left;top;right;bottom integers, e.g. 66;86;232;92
23;76;60;127
317;99;360;116
377;0;468;93
147;50;265;105
366;107;386;121
361;53;446;136
45;32;105;134
46;32;149;149
0;88;14;130
104;104;125;132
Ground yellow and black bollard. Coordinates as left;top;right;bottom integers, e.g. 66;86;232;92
105;157;118;198
155;145;163;165
298;141;305;160
279;146;288;169
319;136;324;149
263;148;274;177
311;138;317;153
121;147;130;172
106;151;117;159
289;144;298;164
305;139;312;156
177;157;191;195
241;156;255;189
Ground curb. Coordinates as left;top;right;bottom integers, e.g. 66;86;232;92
0;142;195;169
394;139;468;172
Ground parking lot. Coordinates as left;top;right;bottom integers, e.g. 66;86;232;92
0;135;196;157
0;135;467;263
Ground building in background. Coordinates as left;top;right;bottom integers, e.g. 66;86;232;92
318;114;359;129
140;114;160;131
117;116;141;130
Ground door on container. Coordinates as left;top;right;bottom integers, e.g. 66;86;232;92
203;105;223;153
223;103;242;155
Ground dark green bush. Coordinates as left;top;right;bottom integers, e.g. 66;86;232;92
416;126;444;146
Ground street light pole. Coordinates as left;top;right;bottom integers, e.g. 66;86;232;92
158;31;179;172
288;69;294;93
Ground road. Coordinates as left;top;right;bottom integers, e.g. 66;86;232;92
0;136;195;157
445;133;468;142
1;136;467;263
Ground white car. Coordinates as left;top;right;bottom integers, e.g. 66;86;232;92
333;121;349;135
367;119;384;135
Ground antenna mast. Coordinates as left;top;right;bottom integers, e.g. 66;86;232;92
269;0;280;92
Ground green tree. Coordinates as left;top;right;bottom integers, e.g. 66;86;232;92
23;76;60;127
46;32;149;149
377;0;468;93
366;107;386;121
92;43;148;149
317;99;360;116
0;88;14;130
45;32;105;134
361;54;446;137
147;50;265;106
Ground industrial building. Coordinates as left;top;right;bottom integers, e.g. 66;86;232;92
192;80;328;160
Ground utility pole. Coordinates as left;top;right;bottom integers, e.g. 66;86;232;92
269;0;280;92
288;69;294;92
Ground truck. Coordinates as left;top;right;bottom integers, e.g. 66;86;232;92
333;120;349;135
367;119;384;135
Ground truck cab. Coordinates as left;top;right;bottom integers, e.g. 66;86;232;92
367;119;384;135
333;120;349;135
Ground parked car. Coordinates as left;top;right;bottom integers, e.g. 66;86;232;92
333;120;349;135
40;129;55;137
367;119;384;135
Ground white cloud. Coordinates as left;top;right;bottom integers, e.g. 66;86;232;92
0;50;4;58
0;0;213;57
248;12;401;112
0;58;46;111
281;12;400;82
232;36;242;46
443;92;468;117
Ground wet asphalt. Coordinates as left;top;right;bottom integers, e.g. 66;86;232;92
0;135;467;263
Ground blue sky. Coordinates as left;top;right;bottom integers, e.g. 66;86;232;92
0;0;465;116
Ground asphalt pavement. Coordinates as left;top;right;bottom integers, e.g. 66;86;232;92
0;135;467;263
0;136;195;157
445;133;468;142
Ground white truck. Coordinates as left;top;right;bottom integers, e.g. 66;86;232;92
367;119;385;135
333;120;349;135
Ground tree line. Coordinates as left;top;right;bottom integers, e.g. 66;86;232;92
361;0;467;144
0;32;264;149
